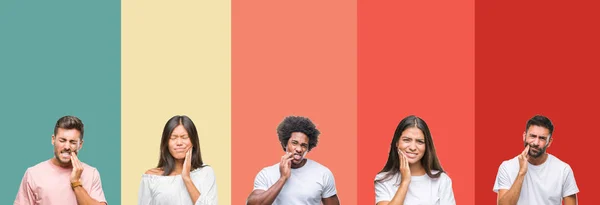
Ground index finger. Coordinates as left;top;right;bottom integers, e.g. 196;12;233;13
281;152;291;160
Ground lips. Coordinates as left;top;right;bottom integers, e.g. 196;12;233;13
404;152;418;159
173;148;188;152
293;154;302;160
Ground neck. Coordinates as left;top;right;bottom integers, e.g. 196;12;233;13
170;159;184;175
409;162;426;176
291;159;307;169
50;157;72;169
528;152;548;165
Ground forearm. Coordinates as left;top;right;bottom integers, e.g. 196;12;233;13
563;194;577;205
183;177;201;203
322;195;340;205
247;178;287;205
498;174;525;205
73;186;104;205
388;182;410;205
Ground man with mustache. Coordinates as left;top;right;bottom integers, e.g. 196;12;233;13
15;116;107;205
246;116;340;205
493;115;579;205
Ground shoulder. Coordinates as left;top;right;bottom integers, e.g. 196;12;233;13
306;159;332;173
437;171;452;183
81;162;99;173
499;156;519;169
191;165;215;176
548;154;568;167
26;160;54;176
375;171;393;181
374;171;398;186
253;163;279;179
27;160;49;172
263;162;281;172
547;154;572;171
144;168;164;176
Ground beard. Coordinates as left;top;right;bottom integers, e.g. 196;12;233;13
523;141;547;158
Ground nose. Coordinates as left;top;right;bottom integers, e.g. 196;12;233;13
294;145;303;153
408;141;417;151
62;142;71;150
176;137;183;145
531;138;540;146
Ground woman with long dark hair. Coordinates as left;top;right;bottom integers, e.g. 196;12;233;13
374;115;455;205
138;115;217;205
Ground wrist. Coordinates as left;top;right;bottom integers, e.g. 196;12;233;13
279;176;289;182
400;180;411;186
182;175;193;182
70;181;82;189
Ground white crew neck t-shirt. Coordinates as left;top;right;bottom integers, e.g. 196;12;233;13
375;170;455;205
253;159;337;205
493;154;579;205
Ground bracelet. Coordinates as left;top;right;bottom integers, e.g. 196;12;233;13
71;181;82;189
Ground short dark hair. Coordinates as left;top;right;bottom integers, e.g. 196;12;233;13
54;116;84;139
158;115;204;176
277;116;320;151
525;115;554;138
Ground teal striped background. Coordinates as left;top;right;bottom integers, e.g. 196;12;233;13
0;1;121;204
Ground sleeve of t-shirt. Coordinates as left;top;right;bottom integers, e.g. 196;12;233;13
14;168;36;205
193;166;219;205
493;161;511;193
439;174;457;205
374;176;391;204
90;168;107;204
253;168;270;191
321;169;337;198
561;164;579;197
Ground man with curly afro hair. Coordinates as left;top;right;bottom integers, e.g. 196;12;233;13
246;116;340;205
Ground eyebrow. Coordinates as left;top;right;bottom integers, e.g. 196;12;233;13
402;136;425;140
529;134;547;138
292;140;308;145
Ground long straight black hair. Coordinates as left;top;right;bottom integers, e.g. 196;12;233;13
376;115;444;183
157;115;205;176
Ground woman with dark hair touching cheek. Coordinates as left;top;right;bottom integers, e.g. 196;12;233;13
138;115;217;205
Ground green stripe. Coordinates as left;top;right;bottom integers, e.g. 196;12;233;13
0;1;121;204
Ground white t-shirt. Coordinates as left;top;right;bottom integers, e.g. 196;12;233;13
493;154;579;205
253;159;337;205
374;170;456;205
138;166;218;205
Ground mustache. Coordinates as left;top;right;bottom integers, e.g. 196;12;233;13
523;142;540;148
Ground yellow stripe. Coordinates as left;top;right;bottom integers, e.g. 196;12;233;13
121;0;231;204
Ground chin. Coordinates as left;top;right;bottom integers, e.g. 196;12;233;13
57;158;71;164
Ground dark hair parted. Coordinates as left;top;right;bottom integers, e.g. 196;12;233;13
277;116;320;152
525;115;554;138
54;116;84;139
376;115;445;184
157;115;204;176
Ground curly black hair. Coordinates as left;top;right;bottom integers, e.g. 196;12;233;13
277;116;320;151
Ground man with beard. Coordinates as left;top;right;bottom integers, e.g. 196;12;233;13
15;116;107;205
493;115;579;205
246;116;340;205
